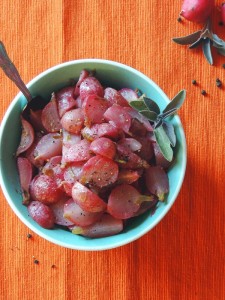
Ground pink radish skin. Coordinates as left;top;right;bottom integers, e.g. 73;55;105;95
222;3;225;24
16;118;34;156
71;214;123;238
180;0;215;23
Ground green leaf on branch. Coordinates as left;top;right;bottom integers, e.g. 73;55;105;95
154;125;173;162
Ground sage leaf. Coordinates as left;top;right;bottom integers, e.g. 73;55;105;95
160;107;177;119
163;90;186;114
202;38;213;65
189;38;202;49
154;118;163;129
212;34;225;48
143;97;160;114
154;125;173;162
129;100;147;112
162;122;176;147
139;110;158;121
172;30;201;45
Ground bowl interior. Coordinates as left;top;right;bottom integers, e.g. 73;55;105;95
0;59;186;250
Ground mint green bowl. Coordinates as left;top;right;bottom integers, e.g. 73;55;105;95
0;59;187;251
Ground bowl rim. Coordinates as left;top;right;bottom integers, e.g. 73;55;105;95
0;58;187;251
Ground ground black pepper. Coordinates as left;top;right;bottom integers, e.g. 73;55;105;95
34;259;39;265
192;79;197;85
27;233;32;239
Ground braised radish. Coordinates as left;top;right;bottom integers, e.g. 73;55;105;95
16;68;173;238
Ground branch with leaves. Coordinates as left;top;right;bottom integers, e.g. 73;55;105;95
129;90;186;162
172;19;225;65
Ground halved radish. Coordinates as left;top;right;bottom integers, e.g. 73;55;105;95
60;108;84;134
34;133;62;162
71;213;123;238
79;76;104;100
17;157;33;205
104;104;131;134
90;137;116;159
63;198;103;226
72;181;107;213
41;96;62;132
145;166;169;201
82;95;109;126
28;201;55;229
56;86;77;117
80;155;119;188
16;118;34;156
104;87;129;107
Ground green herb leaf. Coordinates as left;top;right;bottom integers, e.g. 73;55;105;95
139;110;158;121
162;122;176;147
163;90;186;114
160;107;178;120
143;97;160;114
189;38;202;49
202;38;213;65
154;125;173;162
212;34;225;48
172;30;201;45
129;100;147;112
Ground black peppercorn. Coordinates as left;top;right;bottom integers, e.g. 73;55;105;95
34;259;39;264
201;90;206;95
192;79;197;85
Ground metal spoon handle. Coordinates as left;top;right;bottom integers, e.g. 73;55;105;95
0;41;32;102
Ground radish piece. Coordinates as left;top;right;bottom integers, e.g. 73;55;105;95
129;118;147;137
25;133;44;167
152;142;172;169
72;181;107;213
117;170;140;184
71;214;123;238
60;108;84;134
63;198;103;226
104;104;131;134
41;96;62;132
82;123;119;141
123;107;153;132
145;166;169;201
134;197;158;216
29;109;46;132
30;174;65;204
50;197;74;226
90;137;116;159
80;155;119;188
74;69;89;97
136;137;154;161
119;88;138;102
116;144;149;169
104;87;129;107
34;133;62;161
56;86;77;117
117;138;142;152
42;156;64;188
28;201;55;229
17;157;33;205
62;162;83;195
79;76;104;100
82;95;109;126
108;184;140;219
16;118;34;156
63;139;91;163
180;0;214;23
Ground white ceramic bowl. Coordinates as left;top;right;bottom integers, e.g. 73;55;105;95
0;59;187;250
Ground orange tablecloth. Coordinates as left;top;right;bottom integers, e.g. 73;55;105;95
0;1;224;299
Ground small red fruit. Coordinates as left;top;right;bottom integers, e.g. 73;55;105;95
180;0;215;23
